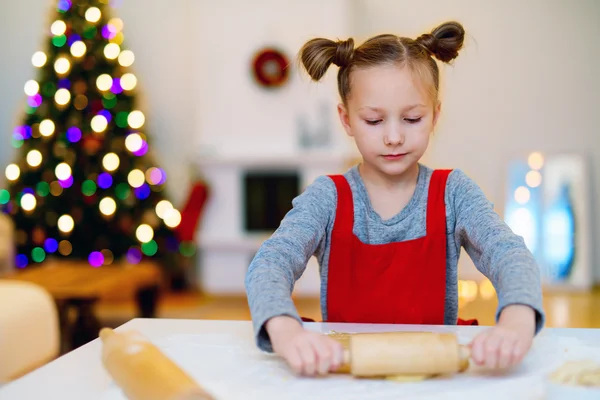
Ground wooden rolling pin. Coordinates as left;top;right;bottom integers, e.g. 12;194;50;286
329;331;471;377
99;328;216;400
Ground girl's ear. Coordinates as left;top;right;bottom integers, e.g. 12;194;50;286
432;101;441;129
337;103;353;137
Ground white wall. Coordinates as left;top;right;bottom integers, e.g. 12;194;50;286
191;0;352;160
353;0;600;282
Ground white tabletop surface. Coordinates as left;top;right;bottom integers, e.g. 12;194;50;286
1;318;599;400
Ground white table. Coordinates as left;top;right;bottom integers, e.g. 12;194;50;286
1;319;599;400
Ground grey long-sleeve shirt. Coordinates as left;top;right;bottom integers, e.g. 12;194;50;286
245;164;545;352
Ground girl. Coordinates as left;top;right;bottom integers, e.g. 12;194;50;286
245;21;545;377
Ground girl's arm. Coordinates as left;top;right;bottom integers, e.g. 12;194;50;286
245;175;336;352
448;169;545;333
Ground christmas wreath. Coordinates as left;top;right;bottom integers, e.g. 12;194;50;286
251;48;290;88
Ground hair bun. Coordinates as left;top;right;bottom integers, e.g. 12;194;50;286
333;38;354;67
416;21;465;63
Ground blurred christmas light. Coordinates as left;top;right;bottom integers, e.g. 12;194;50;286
70;41;87;57
132;140;148;156
82;180;97;196
57;0;71;12
0;189;10;205
54;57;71;75
54;88;71;105
125;133;143;152
85;7;101;23
31;247;46;263
96;74;113;91
27;150;43;167
27;94;43;108
68;33;82;46
126;247;142;264
179;241;196;257
44;238;59;253
128;169;145;188
115;183;130;200
55;163;72;180
141;240;158;256
528;152;544;170
134;184;151;200
15;254;28;268
120;73;137;91
164;209;181;228
14;126;32;140
108;17;124;32
52;35;67;48
5;164;20;181
145;168;162;185
102;153;120;171
58;215;74;233
89;251;104;267
98;109;113;123
101;24;117;40
91;114;108;132
97;172;113;189
101;249;114;265
59;175;74;189
104;43;120;60
36;182;50;197
109;32;124;45
155;200;173;219
20;193;37;212
24;80;40;96
118;50;134;67
50;181;63;196
58;240;72;255
66;126;82;142
111;78;123;94
32;51;47;67
136;224;154;243
128;111;145;129
51;20;67;36
39;119;55;137
99;197;117;216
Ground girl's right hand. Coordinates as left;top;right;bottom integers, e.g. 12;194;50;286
266;316;345;376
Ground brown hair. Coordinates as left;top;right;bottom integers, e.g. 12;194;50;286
298;21;465;106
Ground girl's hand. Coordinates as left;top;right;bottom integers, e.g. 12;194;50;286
469;304;536;370
266;316;345;376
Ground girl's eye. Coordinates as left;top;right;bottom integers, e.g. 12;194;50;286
405;117;422;124
365;119;382;125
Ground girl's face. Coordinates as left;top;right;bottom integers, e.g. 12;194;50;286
338;64;440;178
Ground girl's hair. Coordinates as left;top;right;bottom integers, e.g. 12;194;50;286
298;21;465;106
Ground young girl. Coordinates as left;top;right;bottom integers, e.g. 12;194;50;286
245;21;545;377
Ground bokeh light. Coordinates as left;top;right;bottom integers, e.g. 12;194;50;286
85;7;101;23
127;111;145;129
91;115;108;133
125;133;143;152
27;150;43;167
5;164;20;181
58;214;74;233
97;74;113;91
102;153;120;171
104;43;120;60
70;41;87;57
118;50;134;67
99;197;117;216
136;224;154;243
20;193;37;211
127;169;145;188
164;209;182;228
55;163;72;181
24;80;40;96
39;119;56;137
51;20;67;36
54;57;71;75
32;51;47;67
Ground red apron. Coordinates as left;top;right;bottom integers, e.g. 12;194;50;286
321;169;477;326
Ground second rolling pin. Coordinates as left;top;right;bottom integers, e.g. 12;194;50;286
329;331;470;377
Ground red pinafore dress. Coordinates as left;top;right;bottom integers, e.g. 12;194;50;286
315;169;477;326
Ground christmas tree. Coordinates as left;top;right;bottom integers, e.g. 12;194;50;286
1;0;190;271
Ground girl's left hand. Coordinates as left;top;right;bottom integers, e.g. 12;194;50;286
469;304;536;370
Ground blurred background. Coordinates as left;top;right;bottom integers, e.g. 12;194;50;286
0;0;598;383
